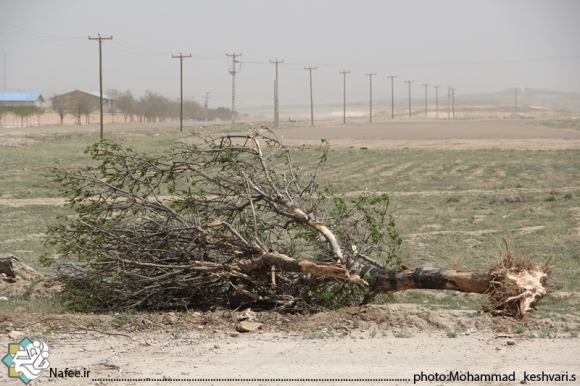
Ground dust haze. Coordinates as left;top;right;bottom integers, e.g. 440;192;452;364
1;0;580;112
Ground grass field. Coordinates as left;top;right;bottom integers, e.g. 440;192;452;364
1;125;579;305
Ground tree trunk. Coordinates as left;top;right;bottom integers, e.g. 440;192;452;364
357;266;492;304
235;252;548;317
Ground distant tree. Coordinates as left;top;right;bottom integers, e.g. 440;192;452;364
117;90;136;123
13;105;36;127
106;88;120;123
51;94;69;125
209;107;232;121
68;93;94;125
183;98;204;121
35;107;46;127
138;90;170;123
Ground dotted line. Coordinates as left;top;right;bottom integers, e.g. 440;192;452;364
91;378;411;383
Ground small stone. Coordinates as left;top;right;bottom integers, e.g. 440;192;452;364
8;331;23;340
162;314;178;325
236;321;263;333
548;333;555;339
507;340;516;346
230;332;239;337
214;344;220;349
0;296;7;301
197;325;204;330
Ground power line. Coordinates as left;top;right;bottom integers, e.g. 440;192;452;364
279;55;580;67
365;73;377;123
339;70;350;124
304;66;317;126
405;80;414;119
0;20;84;40
172;53;192;132
88;34;113;139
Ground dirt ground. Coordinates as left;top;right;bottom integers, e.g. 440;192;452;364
3;118;580;150
1;119;580;385
0;301;579;386
271;119;580;150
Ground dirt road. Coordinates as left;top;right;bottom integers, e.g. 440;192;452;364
1;306;579;386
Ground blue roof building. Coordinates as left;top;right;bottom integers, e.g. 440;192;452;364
0;92;46;108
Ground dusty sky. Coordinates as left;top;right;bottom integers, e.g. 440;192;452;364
1;0;579;110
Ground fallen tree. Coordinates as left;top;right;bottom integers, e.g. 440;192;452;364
44;129;549;316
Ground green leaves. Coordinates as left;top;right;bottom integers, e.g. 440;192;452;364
45;133;404;313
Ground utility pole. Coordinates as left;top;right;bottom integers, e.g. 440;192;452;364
451;88;456;119
387;75;397;118
433;85;440;119
88;34;113;138
405;80;414;119
447;87;451;119
270;58;283;127
204;92;210;121
226;52;242;130
3;51;6;107
339;70;350;124
305;66;317;126
515;87;518;118
172;53;192;132
422;83;430;118
365;73;377;122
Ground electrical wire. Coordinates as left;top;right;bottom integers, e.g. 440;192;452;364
0;20;84;40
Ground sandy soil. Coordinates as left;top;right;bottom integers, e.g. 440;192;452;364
2;118;580;385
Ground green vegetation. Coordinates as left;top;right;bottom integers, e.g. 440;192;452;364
540;119;580;131
394;329;412;338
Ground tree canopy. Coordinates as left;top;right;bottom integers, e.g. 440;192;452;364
46;130;402;312
45;129;549;316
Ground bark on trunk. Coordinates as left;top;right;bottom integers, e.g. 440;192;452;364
357;266;493;304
